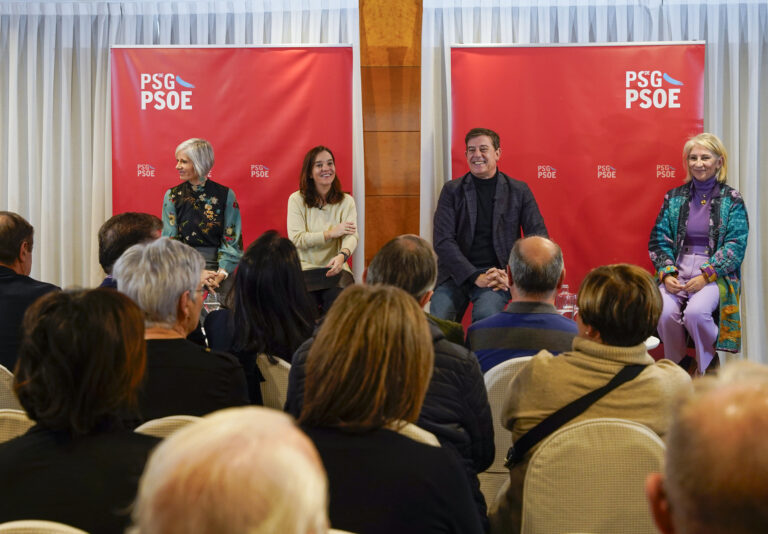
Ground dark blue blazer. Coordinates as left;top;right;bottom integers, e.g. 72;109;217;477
433;171;548;285
0;266;58;370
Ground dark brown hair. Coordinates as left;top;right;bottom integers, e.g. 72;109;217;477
98;212;162;274
299;285;434;431
15;289;146;435
0;211;33;265
299;145;345;208
577;264;662;347
465;128;500;150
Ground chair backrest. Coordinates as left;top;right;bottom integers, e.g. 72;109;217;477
521;418;665;534
0;409;34;444
255;354;291;410
0;365;22;411
478;356;533;506
0;520;88;533
134;414;201;439
0;520;88;534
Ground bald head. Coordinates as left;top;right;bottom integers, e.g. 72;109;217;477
648;361;768;534
507;236;563;297
132;407;328;534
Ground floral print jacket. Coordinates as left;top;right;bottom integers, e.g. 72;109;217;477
162;178;244;274
648;181;749;352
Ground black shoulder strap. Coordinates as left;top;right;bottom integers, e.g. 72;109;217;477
505;364;646;467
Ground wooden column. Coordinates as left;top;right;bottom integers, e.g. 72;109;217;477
360;0;422;265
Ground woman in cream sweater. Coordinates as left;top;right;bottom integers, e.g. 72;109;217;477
287;145;358;315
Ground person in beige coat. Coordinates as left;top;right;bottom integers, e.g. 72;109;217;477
489;264;693;534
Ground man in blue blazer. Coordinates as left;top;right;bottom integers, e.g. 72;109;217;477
432;127;548;324
0;211;58;371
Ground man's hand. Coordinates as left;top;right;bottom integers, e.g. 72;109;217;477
474;273;491;288
485;267;510;292
663;275;684;295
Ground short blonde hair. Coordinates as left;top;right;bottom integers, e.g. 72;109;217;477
577;264;661;347
299;285;434;431
132;407;328;534
683;132;728;184
176;138;214;180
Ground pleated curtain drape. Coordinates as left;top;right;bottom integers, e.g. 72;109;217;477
0;0;365;287
420;0;768;364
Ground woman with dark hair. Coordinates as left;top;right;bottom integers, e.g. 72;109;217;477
287;145;358;315
298;285;482;534
0;289;159;533
205;230;317;403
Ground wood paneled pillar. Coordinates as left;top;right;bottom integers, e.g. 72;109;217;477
360;0;422;265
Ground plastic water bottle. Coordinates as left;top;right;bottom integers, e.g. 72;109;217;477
556;284;572;316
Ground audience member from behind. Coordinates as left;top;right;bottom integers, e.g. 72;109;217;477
367;234;494;525
205;230;317;404
285;236;493;526
0;289;159;533
489;264;692;534
0;211;58;371
647;361;768;534
467;236;578;373
132;407;328;534
298;285;483;534
114;237;248;421
97;212;162;288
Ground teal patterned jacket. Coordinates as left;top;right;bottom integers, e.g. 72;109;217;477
648;181;749;352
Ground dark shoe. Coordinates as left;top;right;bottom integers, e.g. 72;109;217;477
705;356;721;375
677;355;698;377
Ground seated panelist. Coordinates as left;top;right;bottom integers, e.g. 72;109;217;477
162;138;243;297
287;145;358;316
649;132;748;375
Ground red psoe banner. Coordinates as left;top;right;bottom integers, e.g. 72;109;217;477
111;46;353;243
451;43;704;288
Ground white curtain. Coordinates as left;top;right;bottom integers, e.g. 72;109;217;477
0;0;365;286
421;0;768;364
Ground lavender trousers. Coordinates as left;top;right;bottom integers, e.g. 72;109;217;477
658;249;720;373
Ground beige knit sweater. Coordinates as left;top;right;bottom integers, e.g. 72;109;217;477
286;191;358;273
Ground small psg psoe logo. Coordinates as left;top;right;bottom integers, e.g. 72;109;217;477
137;164;156;177
250;164;270;178
140;73;194;111
656;165;676;179
597;165;616;179
537;165;557;179
625;70;683;109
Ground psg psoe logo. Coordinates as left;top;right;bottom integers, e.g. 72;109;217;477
537;165;557;179
137;163;156;177
250;164;270;178
625;71;683;109
140;74;194;110
656;165;676;179
597;165;616;179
